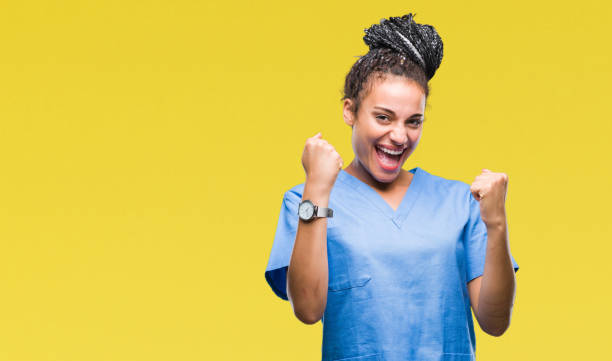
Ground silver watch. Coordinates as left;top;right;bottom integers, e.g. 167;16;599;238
297;200;333;222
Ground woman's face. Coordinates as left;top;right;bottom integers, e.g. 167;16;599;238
343;75;426;184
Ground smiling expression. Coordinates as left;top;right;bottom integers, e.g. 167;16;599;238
343;74;426;185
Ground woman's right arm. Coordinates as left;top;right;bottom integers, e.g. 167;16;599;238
287;132;342;324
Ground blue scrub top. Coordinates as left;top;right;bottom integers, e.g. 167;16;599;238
265;167;519;361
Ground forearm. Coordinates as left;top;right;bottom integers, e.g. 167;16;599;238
286;181;330;324
476;217;517;335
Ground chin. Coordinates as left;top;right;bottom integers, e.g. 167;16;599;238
374;170;401;183
369;163;403;183
366;144;411;183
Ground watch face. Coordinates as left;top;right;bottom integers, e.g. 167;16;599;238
299;201;315;220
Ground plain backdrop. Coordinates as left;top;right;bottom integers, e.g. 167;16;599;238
0;1;610;360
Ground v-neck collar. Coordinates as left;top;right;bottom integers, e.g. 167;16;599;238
337;166;425;229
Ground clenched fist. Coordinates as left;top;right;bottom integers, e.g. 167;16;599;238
470;169;508;227
301;132;343;191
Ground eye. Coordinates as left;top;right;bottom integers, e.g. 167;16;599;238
376;114;390;122
407;118;423;127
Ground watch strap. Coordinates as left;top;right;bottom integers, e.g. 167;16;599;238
314;206;333;218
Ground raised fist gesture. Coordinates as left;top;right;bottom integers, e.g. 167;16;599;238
301;132;343;191
470;168;509;227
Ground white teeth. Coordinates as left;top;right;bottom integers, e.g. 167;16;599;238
376;145;404;155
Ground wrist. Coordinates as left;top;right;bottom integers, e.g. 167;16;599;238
485;218;507;232
303;181;331;207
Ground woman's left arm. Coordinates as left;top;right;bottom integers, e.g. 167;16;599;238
467;169;517;337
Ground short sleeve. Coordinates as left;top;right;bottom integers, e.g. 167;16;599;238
264;189;301;301
464;191;519;283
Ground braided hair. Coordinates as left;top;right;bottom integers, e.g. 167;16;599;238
342;13;444;116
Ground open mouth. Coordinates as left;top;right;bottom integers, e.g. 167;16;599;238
374;145;406;171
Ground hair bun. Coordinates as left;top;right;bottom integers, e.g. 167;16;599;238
363;13;444;80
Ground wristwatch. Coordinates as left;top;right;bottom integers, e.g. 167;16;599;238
297;200;334;222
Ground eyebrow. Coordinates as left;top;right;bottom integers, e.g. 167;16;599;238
373;106;423;118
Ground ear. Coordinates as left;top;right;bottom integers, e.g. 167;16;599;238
343;99;355;127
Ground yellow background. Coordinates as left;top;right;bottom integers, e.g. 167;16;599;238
0;1;610;360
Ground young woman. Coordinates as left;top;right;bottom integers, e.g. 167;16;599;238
265;13;519;361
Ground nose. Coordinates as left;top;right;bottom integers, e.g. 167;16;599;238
389;122;408;146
